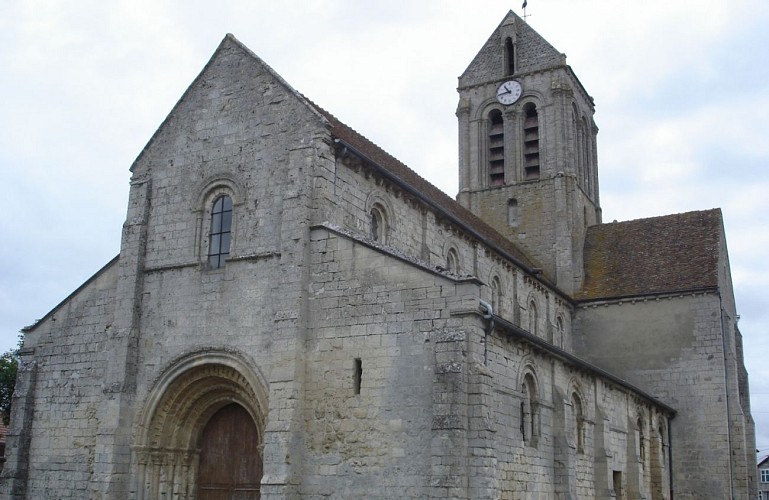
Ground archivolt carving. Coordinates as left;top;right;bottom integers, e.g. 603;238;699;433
132;350;267;499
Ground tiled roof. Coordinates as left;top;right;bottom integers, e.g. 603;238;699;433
576;209;722;301
315;107;545;278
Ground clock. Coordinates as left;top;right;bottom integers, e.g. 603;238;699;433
496;80;522;105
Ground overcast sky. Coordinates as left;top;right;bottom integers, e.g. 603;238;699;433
2;0;768;456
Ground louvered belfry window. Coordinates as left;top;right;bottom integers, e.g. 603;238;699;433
523;103;540;179
489;110;505;186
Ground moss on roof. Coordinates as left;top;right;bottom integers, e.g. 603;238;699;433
576;209;722;301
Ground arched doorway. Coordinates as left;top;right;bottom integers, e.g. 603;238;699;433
133;352;268;500
198;403;262;499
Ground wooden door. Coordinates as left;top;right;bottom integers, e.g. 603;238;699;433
198;404;262;500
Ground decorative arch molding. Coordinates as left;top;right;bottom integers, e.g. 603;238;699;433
442;238;463;273
472;99;507;122
565;378;587;411
517;359;541;447
525;292;542;337
132;349;268;499
365;190;396;243
487;269;505;314
515;355;540;394
518;90;546;108
192;175;245;263
487;268;506;290
566;379;588;453
193;174;245;213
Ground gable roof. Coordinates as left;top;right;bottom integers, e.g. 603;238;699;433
459;10;565;89
131;33;328;172
577;209;723;301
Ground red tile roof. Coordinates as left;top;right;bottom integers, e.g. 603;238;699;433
576;209;722;301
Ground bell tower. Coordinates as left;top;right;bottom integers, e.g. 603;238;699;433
456;11;601;294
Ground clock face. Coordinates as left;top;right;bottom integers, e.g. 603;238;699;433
496;80;522;105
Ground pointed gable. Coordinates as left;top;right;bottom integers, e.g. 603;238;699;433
131;33;328;174
577;209;723;300
459;11;565;88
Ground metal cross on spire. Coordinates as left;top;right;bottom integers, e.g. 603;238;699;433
522;1;531;22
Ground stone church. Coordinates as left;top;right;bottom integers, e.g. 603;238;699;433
1;11;756;500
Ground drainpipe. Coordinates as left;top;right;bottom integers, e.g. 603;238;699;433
479;299;494;365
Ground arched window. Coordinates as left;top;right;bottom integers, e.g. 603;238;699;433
370;204;387;243
446;247;460;273
556;315;564;347
637;417;646;464
491;276;501;312
651;423;667;497
523;103;540;179
208;195;232;269
528;300;538;336
572;105;581;181
521;373;538;446
582;116;591;194
572;393;585;453
488;110;505;186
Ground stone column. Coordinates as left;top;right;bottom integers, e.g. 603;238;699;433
466;359;497;499
91;174;152;497
552;388;576;499
430;328;469;499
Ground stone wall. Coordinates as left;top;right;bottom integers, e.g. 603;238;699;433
573;293;751;499
303;229;472;497
1;260;118;498
323;152;575;354
486;325;671;499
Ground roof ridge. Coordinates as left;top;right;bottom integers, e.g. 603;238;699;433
600;208;722;226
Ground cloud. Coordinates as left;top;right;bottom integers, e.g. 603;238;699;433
2;0;768;460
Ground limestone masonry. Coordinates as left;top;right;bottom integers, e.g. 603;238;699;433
0;11;756;499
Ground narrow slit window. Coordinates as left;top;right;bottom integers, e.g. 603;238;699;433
529;300;538;336
208;195;232;269
505;37;515;75
353;358;362;395
572;393;585;453
491;276;501;312
446;248;459;273
507;198;519;227
488;110;505;186
370;205;386;243
556;316;565;347
520;400;527;440
521;374;538;447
